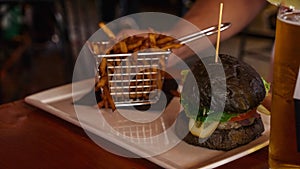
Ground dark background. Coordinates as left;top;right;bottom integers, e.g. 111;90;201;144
0;0;275;104
0;0;185;104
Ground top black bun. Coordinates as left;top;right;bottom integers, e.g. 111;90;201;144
182;54;266;114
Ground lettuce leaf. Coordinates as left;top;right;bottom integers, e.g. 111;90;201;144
261;77;271;94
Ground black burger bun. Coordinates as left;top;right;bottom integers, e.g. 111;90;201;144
178;54;266;151
182;54;266;114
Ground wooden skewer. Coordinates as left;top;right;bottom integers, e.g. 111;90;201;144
215;3;223;63
98;22;116;39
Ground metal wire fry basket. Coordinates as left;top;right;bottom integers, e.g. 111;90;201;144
87;22;231;108
88;42;170;107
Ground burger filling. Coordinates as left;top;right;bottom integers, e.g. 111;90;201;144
217;109;260;129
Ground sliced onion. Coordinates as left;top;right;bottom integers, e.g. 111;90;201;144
189;118;219;138
257;104;271;115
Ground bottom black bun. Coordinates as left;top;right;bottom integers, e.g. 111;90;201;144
175;111;265;151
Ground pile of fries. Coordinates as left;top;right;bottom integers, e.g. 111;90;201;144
107;33;182;54
94;29;183;111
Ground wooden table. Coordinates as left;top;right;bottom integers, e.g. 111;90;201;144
0;100;269;169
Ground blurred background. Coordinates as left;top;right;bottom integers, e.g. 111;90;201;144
0;0;277;104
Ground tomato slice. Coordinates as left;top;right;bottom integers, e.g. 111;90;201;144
229;108;258;122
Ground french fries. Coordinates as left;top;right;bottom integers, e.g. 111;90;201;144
107;34;182;54
98;22;116;39
95;29;183;111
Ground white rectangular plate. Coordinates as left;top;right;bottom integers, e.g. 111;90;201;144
25;79;270;169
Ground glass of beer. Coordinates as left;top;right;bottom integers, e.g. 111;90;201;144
269;3;300;169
